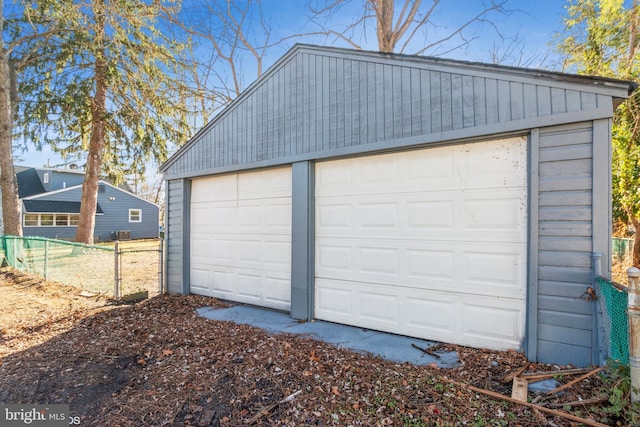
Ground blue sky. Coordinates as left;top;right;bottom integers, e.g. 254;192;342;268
18;0;570;170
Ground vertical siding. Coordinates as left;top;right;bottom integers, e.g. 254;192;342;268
164;49;620;178
536;122;595;366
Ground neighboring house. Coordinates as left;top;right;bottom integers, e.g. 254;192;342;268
17;167;159;241
160;44;636;367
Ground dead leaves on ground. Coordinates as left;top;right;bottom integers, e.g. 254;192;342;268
0;272;629;426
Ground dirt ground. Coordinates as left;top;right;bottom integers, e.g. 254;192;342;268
0;268;636;426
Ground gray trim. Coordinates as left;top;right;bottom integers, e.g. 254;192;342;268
527;129;540;361
290;161;315;320
182;178;191;295
163;107;613;181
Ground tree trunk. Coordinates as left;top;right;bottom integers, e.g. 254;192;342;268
375;0;395;52
75;6;107;244
630;213;640;268
0;50;22;237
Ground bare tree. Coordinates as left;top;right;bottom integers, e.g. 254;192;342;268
162;0;273;126
486;35;552;69
308;0;510;54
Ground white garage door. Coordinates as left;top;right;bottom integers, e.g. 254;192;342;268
190;167;292;311
315;137;527;351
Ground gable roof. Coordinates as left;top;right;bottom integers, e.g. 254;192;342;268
23;200;104;214
22;180;160;208
16;168;46;198
160;43;636;178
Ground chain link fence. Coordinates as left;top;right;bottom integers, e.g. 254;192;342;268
596;276;629;364
0;236;162;299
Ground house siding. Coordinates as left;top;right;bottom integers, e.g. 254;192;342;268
535;122;599;366
24;183;159;241
166;179;188;294
163;46;621;180
50;171;84;191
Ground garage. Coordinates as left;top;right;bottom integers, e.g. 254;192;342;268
190;167;292;310
314;137;528;350
161;44;634;366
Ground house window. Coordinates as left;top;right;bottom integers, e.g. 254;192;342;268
55;214;69;226
129;209;142;223
40;214;54;226
43;173;49;184
24;214;39;226
23;213;80;227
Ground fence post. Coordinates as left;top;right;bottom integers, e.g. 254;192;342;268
114;240;120;300
158;237;164;294
628;267;640;403
44;240;49;280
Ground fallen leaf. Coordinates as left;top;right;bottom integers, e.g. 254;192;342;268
310;350;319;361
331;386;340;396
162;349;173;356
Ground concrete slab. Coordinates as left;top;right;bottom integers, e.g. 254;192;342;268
196;305;458;367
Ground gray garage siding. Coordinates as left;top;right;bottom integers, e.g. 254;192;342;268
163;45;620;181
532;122;600;366
165;179;189;294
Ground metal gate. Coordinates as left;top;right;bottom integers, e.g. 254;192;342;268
114;239;164;299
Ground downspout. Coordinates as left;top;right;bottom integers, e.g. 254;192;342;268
592;252;605;365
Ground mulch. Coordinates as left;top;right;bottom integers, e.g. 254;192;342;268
0;269;631;426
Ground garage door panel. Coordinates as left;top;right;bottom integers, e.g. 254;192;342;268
238;167;291;199
461;140;527;187
407;150;455;185
360;247;399;275
264;203;292;228
317;244;352;271
191;174;237;202
263;277;291;304
317;239;524;298
463;251;525;289
315;280;352;315
462;301;524;343
463;199;524;231
237;274;262;299
406;249;455;280
315;279;523;350
190;268;210;292
315;137;527;351
316;190;525;241
316;140;525;198
359;292;399;323
407;201;454;229
264;239;292;266
190;167;292;311
405;297;456;334
359;202;398;228
317;204;352;228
